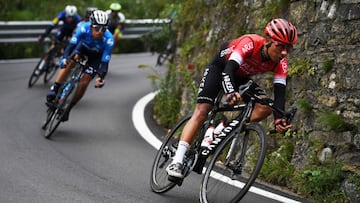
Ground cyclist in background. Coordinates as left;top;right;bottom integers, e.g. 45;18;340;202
38;5;82;42
106;2;126;47
166;18;298;178
45;10;114;122
83;7;98;23
76;7;97;28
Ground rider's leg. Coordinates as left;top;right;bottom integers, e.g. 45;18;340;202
166;63;221;178
72;73;92;106
47;62;74;102
166;103;213;178
61;73;92;122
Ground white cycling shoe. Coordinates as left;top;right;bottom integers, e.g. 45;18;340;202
166;162;184;178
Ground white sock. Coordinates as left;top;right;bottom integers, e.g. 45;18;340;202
171;141;190;164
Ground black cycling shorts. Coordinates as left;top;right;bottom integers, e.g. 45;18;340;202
197;64;257;105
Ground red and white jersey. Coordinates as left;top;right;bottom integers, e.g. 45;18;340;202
220;34;287;85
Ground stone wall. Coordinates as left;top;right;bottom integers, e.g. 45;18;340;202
171;0;360;201
286;0;360;201
287;0;360;166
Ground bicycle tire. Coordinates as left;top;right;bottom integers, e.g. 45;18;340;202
150;114;192;193
200;123;267;203
156;52;170;66
41;106;56;130
44;54;59;84
43;81;77;139
28;55;47;88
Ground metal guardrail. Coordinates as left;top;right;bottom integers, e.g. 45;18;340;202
0;19;170;43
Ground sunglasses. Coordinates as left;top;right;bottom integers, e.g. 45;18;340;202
271;39;293;52
92;25;107;32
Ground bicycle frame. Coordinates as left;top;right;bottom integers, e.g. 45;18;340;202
193;80;297;171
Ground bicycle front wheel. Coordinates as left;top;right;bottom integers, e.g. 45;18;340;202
44;107;63;138
150;114;192;193
28;55;47;87
44;82;77;138
200;123;267;203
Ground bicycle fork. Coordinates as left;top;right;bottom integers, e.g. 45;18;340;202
224;126;249;178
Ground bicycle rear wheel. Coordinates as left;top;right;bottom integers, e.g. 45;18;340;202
150;114;192;193
200;123;267;203
28;55;47;87
44;55;59;84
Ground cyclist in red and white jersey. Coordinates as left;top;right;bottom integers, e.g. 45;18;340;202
166;18;298;178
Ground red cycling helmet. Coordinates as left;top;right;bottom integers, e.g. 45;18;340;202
264;18;298;45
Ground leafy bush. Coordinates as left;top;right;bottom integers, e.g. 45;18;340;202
260;139;295;186
291;161;347;202
317;112;347;132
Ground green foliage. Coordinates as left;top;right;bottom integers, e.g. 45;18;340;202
297;99;312;115
142;24;171;53
152;64;182;128
0;43;44;59
260;139;295;186
322;58;334;74
317;112;347;132
1;0;180;20
291;161;347;202
348;173;360;192
287;57;313;77
261;0;290;19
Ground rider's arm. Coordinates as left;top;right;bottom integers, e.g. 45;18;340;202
98;33;115;79
63;44;76;59
98;62;109;79
273;83;286;119
222;60;239;94
43;11;63;36
222;37;254;95
273;58;288;129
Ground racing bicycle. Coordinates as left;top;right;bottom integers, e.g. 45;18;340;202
150;80;296;202
28;35;68;88
41;56;90;138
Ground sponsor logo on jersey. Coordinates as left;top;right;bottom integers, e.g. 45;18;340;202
220;45;235;57
241;42;253;54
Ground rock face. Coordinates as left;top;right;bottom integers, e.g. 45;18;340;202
171;0;360;201
287;1;360;168
276;1;360;200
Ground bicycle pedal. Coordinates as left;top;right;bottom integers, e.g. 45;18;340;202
168;176;183;186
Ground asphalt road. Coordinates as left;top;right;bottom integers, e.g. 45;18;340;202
0;53;306;203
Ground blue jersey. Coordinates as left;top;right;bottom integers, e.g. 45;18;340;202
55;11;82;32
45;10;82;41
68;22;114;63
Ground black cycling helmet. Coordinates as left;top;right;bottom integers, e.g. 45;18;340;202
85;7;97;19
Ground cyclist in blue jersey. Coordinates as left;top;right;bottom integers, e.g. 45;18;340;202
46;10;114;121
39;5;82;42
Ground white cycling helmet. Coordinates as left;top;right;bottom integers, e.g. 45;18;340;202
65;5;77;17
90;10;109;26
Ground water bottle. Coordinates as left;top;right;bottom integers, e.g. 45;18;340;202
201;126;215;147
193;122;225;174
213;121;225;138
193;126;215;174
60;83;71;100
